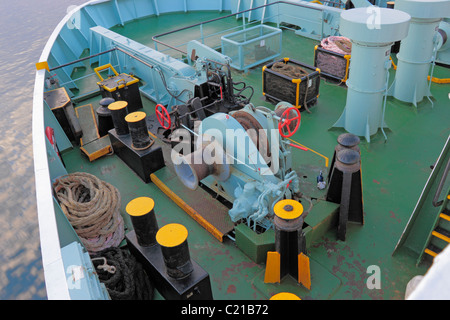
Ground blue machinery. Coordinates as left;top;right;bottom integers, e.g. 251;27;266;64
173;102;303;231
45;0;450;233
388;0;450;106
86;17;307;231
333;7;411;142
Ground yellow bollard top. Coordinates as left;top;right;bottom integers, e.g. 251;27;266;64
125;111;146;123
108;100;128;111
126;197;155;216
273;199;303;220
270;292;301;300
156;223;189;248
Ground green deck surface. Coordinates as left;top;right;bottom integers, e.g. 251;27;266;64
61;11;450;300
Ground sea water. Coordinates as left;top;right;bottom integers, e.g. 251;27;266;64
0;0;86;300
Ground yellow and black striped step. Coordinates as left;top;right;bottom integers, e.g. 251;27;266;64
424;244;442;257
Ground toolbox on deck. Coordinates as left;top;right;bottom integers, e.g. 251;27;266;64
95;64;143;113
262;58;320;110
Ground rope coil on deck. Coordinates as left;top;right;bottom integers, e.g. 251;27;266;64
321;36;352;55
53;172;125;252
91;247;154;300
316;36;352;82
271;62;308;79
270;62;312;113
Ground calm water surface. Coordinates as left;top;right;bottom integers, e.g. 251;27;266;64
0;0;86;300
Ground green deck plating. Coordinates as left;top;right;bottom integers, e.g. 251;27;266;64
57;11;450;300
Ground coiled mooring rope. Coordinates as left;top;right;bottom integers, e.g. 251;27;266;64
53;172;125;253
91;247;154;300
271;62;312;113
271;62;308;79
316;36;352;83
321;36;352;55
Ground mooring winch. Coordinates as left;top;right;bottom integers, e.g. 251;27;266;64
158;101;307;232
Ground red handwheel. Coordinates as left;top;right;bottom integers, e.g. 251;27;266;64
278;107;301;138
155;104;171;129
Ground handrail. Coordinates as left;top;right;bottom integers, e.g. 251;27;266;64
432;157;450;207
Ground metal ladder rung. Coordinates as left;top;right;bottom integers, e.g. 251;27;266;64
432;228;450;243
424;243;442;258
424;248;438;257
440;213;450;222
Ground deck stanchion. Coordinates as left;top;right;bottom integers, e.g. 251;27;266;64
326;149;364;241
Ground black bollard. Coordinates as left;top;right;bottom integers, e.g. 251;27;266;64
329;133;360;181
273;199;306;280
108;101;129;136
156;223;194;279
96;97;115;137
126;197;159;247
125;111;152;150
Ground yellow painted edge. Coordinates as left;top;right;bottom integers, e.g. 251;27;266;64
432;231;450;243
389;56;397;70
262;66;266;95
298;253;311;290
101;78;140;92
343;55;351;82
264;251;280;283
80;144;111;162
294;80;301;108
75;104;100;146
148;130;158;140
36;61;49;72
314;45;318;51
94;63;118;81
150;173;224;242
428;76;450;84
